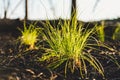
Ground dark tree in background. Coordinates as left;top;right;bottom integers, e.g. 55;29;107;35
71;0;76;19
25;0;28;20
3;0;10;19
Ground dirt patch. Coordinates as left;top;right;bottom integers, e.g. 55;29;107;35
0;32;120;80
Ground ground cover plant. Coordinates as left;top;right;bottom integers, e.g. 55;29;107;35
39;14;105;79
18;22;41;50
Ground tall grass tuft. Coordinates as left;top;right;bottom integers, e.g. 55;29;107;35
19;22;41;50
40;14;104;78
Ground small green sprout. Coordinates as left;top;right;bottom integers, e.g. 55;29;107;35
112;23;120;40
96;21;105;42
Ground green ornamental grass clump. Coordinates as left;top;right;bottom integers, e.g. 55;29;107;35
40;14;104;78
19;22;41;49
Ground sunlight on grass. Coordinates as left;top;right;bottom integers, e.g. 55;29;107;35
112;23;120;40
96;21;105;42
19;22;41;50
39;13;104;78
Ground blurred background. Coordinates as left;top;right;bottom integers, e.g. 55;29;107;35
0;0;120;22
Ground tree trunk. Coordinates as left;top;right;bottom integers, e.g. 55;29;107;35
71;0;76;19
25;0;28;20
4;10;7;19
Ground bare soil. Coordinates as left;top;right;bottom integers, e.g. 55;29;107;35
0;32;120;80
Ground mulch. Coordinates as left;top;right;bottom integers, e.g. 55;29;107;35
0;32;120;80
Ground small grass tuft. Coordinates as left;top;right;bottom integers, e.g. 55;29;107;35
19;22;41;50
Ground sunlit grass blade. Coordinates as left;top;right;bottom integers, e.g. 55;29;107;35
112;23;120;40
96;21;105;42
